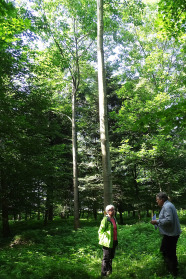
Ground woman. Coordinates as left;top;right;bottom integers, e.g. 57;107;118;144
98;204;118;277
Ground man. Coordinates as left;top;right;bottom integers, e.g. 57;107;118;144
151;192;181;277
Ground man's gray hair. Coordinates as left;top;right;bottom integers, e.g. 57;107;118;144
156;192;168;201
105;204;115;213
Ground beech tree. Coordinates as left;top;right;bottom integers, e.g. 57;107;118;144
109;0;185;210
97;0;112;208
158;0;186;38
20;0;98;228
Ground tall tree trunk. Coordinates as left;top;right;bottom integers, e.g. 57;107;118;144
46;13;81;230
97;0;112;208
1;174;11;237
44;185;53;225
72;18;80;230
72;81;80;229
2;202;10;237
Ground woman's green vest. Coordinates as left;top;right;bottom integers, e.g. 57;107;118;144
98;216;118;248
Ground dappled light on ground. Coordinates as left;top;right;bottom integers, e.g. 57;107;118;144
0;216;186;278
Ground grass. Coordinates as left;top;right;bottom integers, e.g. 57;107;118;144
0;215;186;279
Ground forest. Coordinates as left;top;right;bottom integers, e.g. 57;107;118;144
0;0;186;277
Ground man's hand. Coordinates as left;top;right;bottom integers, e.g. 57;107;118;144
151;220;158;225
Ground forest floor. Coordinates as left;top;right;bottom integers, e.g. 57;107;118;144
0;213;186;279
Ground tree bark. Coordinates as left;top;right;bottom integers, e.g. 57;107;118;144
44;185;53;225
1;174;11;237
97;0;112;208
72;81;80;229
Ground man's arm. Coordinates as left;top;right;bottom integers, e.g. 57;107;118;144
158;204;173;227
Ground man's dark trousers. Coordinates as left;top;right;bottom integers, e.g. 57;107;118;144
160;235;179;276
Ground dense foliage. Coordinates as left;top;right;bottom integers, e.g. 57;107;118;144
0;0;185;236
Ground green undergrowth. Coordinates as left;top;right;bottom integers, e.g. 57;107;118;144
0;217;186;279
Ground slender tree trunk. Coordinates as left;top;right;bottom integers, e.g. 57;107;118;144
93;205;97;220
1;174;11;237
44;208;48;226
72;81;80;229
2;203;10;237
97;0;112;208
44;185;53;225
72;18;80;230
49;15;81;229
119;211;123;224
